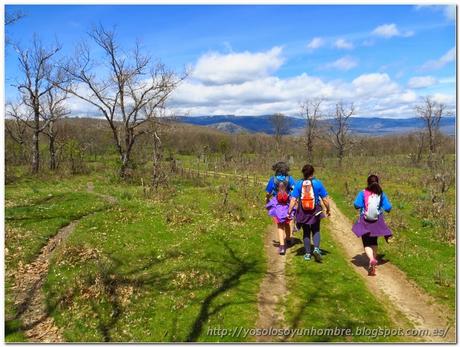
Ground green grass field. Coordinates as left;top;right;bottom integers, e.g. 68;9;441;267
4;154;455;341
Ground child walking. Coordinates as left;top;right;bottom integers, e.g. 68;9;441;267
288;164;330;262
352;174;392;276
265;161;296;255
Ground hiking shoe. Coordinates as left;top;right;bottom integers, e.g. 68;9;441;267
279;245;286;255
304;253;311;261
368;259;377;276
312;247;322;262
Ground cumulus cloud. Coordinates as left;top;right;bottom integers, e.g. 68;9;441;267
63;47;455;119
352;73;399;97
321;56;358;71
407;76;438;89
372;23;414;38
166;46;453;118
192;46;284;85
306;37;324;50
334;38;353;50
421;48;455;70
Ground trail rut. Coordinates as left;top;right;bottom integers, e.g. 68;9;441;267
255;225;287;342
10;183;116;342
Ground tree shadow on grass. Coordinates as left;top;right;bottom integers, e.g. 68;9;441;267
282;269;368;343
36;240;261;342
186;241;260;341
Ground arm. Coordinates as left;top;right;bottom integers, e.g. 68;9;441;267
288;181;301;215
317;180;331;216
265;192;272;204
322;196;331;217
288;197;297;216
265;177;274;203
381;192;392;212
353;191;364;210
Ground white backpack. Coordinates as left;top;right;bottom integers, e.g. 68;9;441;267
364;190;381;221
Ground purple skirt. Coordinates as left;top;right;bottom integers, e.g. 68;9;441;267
266;197;292;224
295;204;325;226
352;215;393;237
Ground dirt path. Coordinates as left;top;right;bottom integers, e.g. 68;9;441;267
183;168;455;342
255;225;287;342
327;199;455;342
12;183;116;342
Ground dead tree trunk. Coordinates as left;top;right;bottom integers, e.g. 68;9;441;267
152;131;163;190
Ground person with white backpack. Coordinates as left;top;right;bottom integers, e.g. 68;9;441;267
288;164;330;262
352;174;393;276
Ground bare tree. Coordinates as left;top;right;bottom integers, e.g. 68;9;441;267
299;98;323;163
415;96;446;164
5;9;25;46
5;100;30;162
270;112;291;149
61;25;185;178
13;36;62;173
328;102;355;166
151;124;164;190
41;88;69;170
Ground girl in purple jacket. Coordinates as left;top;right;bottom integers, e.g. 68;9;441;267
352;175;392;276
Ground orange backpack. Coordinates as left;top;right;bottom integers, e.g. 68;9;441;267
301;179;315;211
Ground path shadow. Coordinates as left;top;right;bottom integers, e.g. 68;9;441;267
294;246;331;257
272;237;302;248
351;253;389;271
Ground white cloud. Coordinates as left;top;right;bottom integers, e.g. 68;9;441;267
306;37;324;50
352;73;399;97
372;23;414;38
322;56;358;71
443;5;456;21
62;48;455;120
334;38;354;50
431;93;455;104
407;76;438;89
415;5;455;21
192;46;284;85
372;23;399;38
167;48;450;118
421;48;455;70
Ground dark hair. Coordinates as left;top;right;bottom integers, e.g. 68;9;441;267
272;161;290;176
367;174;382;195
302;164;315;179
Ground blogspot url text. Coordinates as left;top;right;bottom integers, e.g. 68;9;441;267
206;326;450;339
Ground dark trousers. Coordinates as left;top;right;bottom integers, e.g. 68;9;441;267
302;222;320;254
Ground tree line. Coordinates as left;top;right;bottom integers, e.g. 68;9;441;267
5;18;454;184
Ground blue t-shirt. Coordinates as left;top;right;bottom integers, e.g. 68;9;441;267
353;190;392;215
265;175;296;195
291;178;328;204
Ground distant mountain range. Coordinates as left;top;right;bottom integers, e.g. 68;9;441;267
176;115;456;136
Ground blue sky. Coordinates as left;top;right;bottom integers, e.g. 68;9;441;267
5;4;456;117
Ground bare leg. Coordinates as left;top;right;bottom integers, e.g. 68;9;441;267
371;245;378;262
278;224;285;246
284;223;291;242
364;246;376;262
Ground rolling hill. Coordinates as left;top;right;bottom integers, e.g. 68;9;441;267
176;115;456;136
